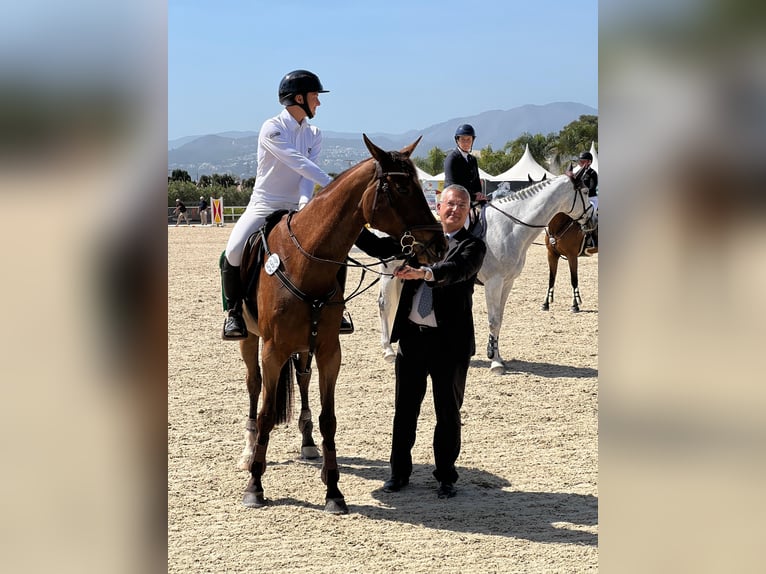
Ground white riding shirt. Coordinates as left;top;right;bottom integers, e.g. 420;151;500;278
225;109;333;266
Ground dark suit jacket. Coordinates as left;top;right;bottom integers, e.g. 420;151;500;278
579;166;598;197
444;148;482;203
355;227;486;355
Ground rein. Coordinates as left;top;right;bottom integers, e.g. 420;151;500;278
260;226;338;378
487;176;591;228
263;155;443;373
284;158;442;274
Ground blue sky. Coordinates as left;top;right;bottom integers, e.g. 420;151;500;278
168;0;598;141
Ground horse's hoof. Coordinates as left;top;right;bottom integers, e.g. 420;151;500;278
541;303;549;311
571;306;580;313
301;445;321;460
324;497;349;515
490;361;505;375
242;490;266;508
383;349;396;363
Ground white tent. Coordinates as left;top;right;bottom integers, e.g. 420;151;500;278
478;167;499;181
588;141;598;173
415;166;433;180
432;172;445;181
494;144;556;182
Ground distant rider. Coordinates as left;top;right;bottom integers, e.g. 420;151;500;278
444;124;488;237
572;150;598;252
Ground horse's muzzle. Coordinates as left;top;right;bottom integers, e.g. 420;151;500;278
400;230;446;265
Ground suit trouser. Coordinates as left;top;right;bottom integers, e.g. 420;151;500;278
391;322;470;484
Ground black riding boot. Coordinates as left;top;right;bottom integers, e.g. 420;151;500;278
337;264;354;334
221;258;247;340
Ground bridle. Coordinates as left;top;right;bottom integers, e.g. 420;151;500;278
367;160;444;261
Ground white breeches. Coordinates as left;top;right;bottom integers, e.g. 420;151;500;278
224;200;298;266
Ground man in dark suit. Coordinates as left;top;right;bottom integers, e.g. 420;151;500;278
355;184;486;499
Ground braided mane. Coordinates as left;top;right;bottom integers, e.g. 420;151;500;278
492;177;558;204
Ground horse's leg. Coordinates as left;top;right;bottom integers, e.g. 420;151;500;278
294;352;320;459
569;247;582;313
237;335;261;470
242;344;282;508
315;343;348;514
484;275;513;374
542;243;560;311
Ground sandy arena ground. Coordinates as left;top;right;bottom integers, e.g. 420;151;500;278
168;224;598;573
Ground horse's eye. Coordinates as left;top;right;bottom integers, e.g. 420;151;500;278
397;184;410;196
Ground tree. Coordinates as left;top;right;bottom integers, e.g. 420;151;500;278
167;180;198;205
170;169;191;182
503;132;555;170
556;115;598;162
413;147;446;175
212;173;236;188
477;145;514;176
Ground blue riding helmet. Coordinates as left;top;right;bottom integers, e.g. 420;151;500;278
454;124;476;139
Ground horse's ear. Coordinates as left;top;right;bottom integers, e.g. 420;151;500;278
363;133;386;163
398;136;422;158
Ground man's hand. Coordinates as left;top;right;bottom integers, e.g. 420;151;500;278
393;265;432;281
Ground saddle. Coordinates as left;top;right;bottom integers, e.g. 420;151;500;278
219;209;290;319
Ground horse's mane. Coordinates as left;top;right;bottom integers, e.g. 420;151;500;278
491;175;563;204
312;151;417;200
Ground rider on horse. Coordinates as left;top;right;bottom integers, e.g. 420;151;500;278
220;69;353;340
571;150;598;253
444;124;489;238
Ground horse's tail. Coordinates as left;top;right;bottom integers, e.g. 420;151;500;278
275;359;295;425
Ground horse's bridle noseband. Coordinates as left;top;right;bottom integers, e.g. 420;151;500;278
369;160;443;260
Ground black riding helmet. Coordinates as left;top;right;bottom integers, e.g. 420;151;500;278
578;151;593;161
278;70;328;119
454;124;476;152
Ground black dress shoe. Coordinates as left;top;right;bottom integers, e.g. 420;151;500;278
437;482;457;499
382;477;409;493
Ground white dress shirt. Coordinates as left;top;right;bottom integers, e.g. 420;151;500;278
407;233;456;327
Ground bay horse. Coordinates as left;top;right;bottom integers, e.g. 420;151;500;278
235;134;446;514
376;174;591;373
541;212;598;312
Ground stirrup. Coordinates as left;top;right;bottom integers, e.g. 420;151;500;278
222;313;248;340
339;312;354;335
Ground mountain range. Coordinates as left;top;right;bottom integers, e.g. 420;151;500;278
168;102;596;178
